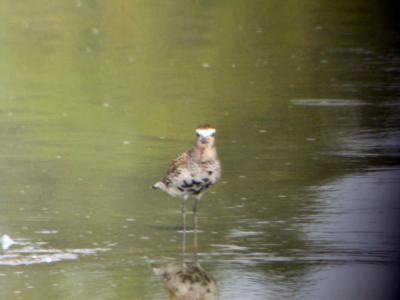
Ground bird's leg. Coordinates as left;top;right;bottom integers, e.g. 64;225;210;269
181;196;188;255
182;196;188;230
193;194;202;248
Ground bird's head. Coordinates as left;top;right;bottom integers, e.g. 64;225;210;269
196;124;216;148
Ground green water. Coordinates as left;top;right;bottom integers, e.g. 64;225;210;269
1;1;400;299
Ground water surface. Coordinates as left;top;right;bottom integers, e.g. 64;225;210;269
1;0;399;299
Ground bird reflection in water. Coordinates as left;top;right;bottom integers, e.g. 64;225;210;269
153;229;219;300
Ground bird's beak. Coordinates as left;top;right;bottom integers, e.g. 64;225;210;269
200;137;208;144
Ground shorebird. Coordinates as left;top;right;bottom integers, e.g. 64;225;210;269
153;124;221;231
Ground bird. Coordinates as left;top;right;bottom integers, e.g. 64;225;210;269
153;124;221;231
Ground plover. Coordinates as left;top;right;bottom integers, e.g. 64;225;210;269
153;124;221;230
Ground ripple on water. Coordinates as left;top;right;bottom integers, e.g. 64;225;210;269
210;244;249;251
290;99;369;107
228;229;262;238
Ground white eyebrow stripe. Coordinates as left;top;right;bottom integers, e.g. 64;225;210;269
196;128;216;137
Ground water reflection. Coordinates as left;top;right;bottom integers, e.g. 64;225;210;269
153;230;219;300
154;263;218;300
304;168;400;261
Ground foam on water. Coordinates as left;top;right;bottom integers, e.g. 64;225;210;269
0;236;110;266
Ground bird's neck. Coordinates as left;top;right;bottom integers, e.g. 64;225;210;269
191;145;217;162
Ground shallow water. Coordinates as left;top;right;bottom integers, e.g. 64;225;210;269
1;0;400;299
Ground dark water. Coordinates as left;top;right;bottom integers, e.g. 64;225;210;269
1;0;399;299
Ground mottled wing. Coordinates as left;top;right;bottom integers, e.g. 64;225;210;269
161;151;191;189
165;152;189;178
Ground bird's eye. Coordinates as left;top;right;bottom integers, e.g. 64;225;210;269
196;133;200;137
211;132;216;137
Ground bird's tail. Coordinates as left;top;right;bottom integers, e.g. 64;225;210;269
152;181;165;190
